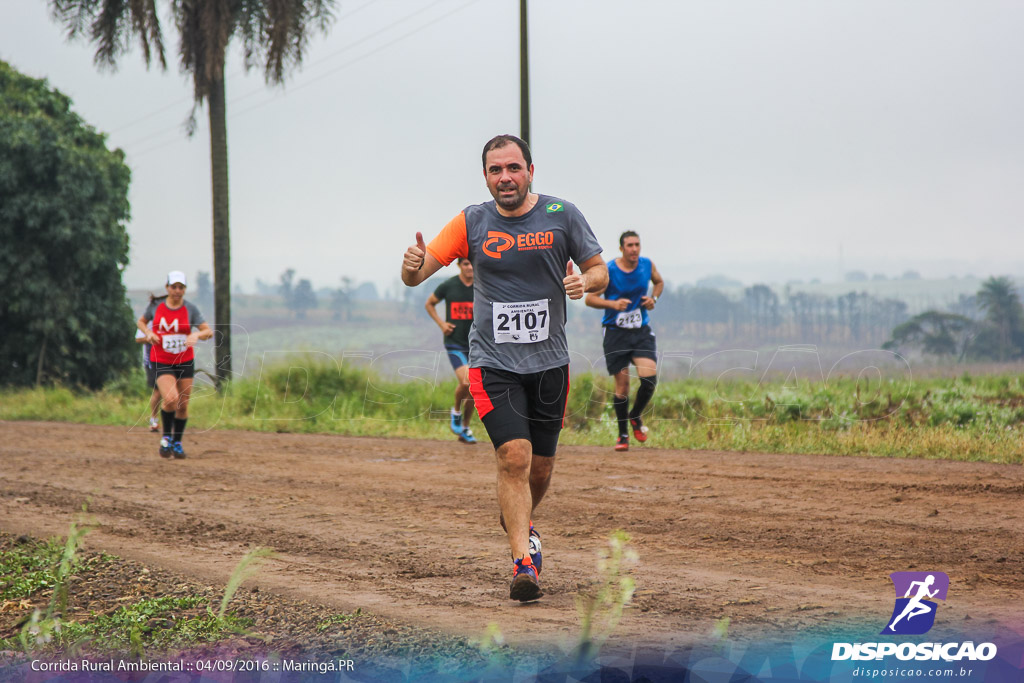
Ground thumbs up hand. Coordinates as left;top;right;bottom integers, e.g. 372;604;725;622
563;260;585;300
403;232;428;273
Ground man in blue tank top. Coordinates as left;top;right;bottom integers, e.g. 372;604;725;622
585;231;664;451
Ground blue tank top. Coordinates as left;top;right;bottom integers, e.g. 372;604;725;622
601;257;652;328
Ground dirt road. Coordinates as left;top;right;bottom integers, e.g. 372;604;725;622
1;421;1021;651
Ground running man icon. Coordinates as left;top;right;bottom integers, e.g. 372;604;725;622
882;571;949;635
889;575;938;630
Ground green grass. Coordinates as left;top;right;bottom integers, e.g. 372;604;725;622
1;360;1021;462
0;537;102;601
0;531;257;655
316;609;361;633
55;595;252;654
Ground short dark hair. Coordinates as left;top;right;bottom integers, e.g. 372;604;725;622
482;134;532;169
619;230;640;248
457;257;471;265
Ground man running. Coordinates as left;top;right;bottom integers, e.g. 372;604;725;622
585;231;664;451
401;134;607;601
424;257;477;444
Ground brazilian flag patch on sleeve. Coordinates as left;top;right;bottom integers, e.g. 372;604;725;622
546;202;564;213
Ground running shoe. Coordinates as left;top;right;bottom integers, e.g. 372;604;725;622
529;526;543;574
510;556;542;602
159;435;173;458
172;441;186;459
449;410;462;436
498;517;543;573
614;435;629;451
148;417;160;432
458;427;477;444
630;417;649;442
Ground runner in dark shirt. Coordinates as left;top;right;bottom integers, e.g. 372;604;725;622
424;258;477;444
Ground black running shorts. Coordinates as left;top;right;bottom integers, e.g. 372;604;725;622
153;360;195;380
144;363;157;389
468;365;569;457
602;325;658;375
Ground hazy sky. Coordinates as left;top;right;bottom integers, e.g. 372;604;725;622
3;0;1023;294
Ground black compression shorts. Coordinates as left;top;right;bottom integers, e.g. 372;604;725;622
468;365;569;457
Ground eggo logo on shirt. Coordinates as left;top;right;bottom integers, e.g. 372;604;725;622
517;231;554;251
482;230;555;258
482;231;515;258
157;318;180;333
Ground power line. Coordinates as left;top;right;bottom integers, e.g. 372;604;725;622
111;0;386;134
214;0;453;113
229;0;482;120
130;0;482;158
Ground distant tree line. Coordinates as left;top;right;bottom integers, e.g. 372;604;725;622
884;276;1024;361
263;270;379;322
652;284;910;346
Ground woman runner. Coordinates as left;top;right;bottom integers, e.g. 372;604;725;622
137;271;212;459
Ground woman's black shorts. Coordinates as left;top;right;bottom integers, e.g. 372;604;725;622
153;360;195;380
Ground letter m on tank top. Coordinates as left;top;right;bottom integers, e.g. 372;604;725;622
158;318;180;333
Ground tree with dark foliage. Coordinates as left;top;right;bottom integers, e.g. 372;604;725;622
0;61;134;388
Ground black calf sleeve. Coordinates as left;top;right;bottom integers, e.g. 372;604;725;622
629;374;658;420
173;417;188;443
612;394;630;437
161;409;175;438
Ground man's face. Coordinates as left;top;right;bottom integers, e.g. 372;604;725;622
620;237;641;264
484;144;533;212
458;259;474;279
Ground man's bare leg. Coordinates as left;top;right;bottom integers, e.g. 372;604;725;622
495;438;533;560
498;452;555;531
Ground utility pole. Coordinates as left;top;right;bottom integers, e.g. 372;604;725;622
520;0;530;147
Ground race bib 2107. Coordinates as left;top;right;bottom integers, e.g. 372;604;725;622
492;299;550;344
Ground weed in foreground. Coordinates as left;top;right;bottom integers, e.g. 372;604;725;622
574;530;638;663
17;520;91;651
470;622;505;654
219;546;274;620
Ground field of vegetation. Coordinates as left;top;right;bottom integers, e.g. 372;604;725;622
1;360;1021;463
0;531;521;673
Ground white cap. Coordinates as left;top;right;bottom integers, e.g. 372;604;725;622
166;270;188;286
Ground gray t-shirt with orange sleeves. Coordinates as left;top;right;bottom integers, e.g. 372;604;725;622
426;194;602;373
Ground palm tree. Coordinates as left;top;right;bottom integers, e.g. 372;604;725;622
976;276;1024;361
49;0;336;385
